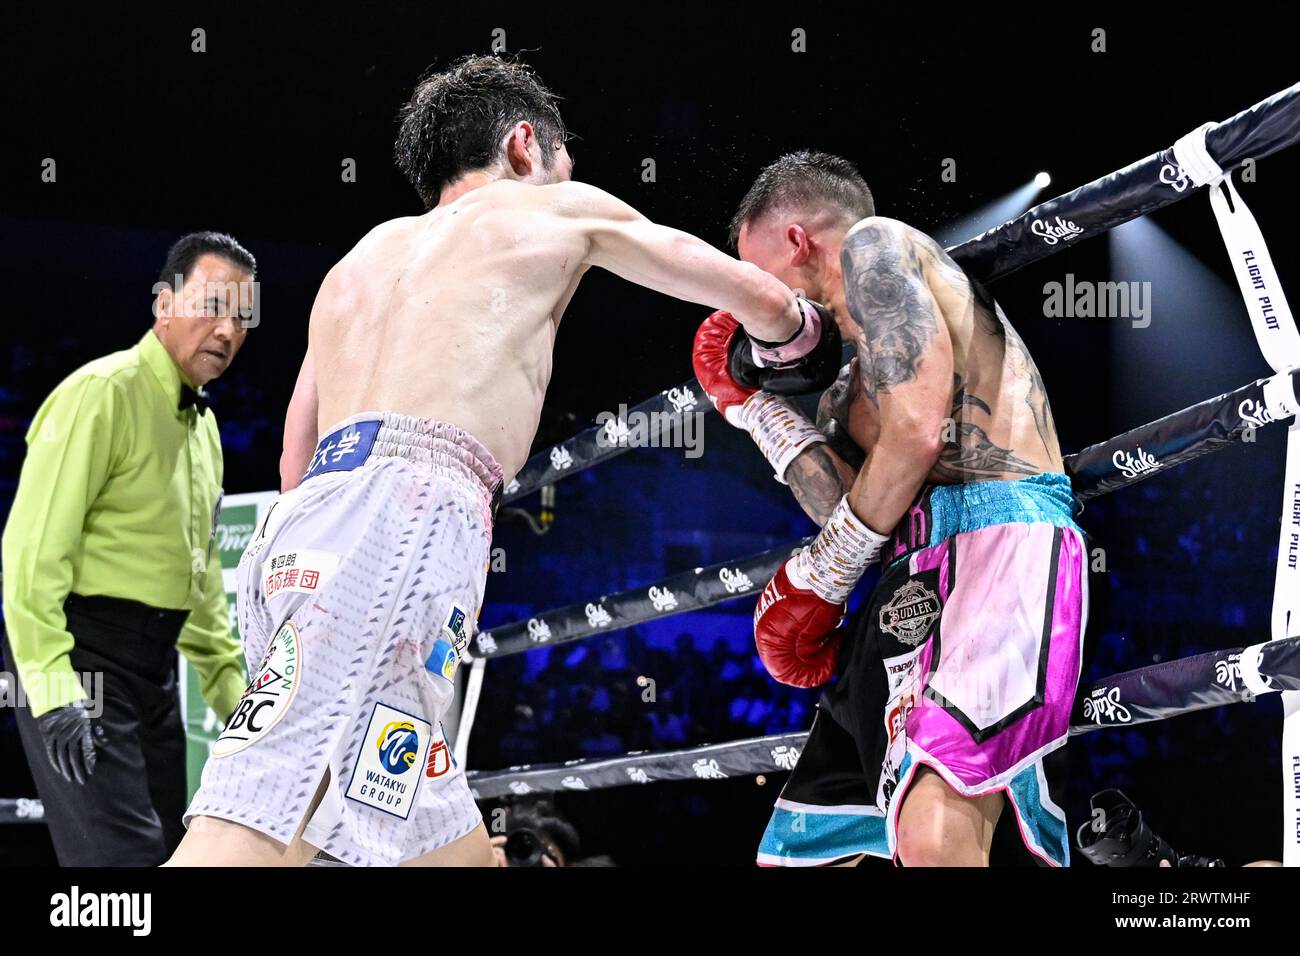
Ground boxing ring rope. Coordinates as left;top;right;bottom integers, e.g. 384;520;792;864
463;634;1300;801
470;368;1300;662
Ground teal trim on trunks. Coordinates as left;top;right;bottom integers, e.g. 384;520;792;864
924;472;1080;546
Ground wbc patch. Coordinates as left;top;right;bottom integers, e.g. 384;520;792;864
346;703;433;820
262;548;339;601
213;621;302;757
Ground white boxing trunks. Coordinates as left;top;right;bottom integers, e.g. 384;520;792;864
184;412;503;866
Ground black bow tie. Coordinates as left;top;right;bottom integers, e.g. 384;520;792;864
179;386;210;415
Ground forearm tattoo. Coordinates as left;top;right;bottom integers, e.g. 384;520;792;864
782;362;865;526
785;444;858;526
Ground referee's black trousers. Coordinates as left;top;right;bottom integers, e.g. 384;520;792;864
5;593;190;866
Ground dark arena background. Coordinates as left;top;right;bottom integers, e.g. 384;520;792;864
2;3;1298;876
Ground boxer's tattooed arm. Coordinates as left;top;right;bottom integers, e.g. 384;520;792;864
933;373;1039;482
785;445;860;526
841;221;961;403
781;364;864;526
817;360;868;470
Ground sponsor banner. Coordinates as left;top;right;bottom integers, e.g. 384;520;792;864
345;703;432;820
1069;635;1300;731
262;548;339;600
480;369;1300;665
180;490;278;801
216;501;259;570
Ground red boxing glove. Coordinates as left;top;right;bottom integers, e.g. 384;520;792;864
753;559;845;688
692;311;756;426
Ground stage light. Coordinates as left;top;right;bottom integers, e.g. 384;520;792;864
1034;171;1052;189
933;178;1043;246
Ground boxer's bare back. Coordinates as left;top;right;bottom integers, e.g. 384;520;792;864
283;177;801;488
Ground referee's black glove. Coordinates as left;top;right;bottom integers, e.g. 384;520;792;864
36;701;100;785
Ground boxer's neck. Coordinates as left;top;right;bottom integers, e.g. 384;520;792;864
437;169;504;206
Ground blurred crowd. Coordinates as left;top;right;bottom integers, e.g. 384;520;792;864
473;629;817;768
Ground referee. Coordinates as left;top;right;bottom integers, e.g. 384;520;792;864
1;232;255;865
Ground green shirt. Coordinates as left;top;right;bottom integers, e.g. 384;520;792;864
2;330;246;718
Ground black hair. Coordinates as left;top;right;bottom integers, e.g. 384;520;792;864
395;54;568;210
729;150;875;247
157;231;256;285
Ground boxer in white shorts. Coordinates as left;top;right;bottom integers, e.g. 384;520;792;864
183;414;497;866
167;55;838;866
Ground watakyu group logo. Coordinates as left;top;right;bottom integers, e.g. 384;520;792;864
377;720;421;775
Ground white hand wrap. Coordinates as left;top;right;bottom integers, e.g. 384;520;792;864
736;390;825;483
789;496;889;603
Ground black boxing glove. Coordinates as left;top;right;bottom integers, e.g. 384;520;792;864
728;298;843;396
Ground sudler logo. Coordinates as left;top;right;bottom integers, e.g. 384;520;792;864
1113;446;1160;480
878;580;941;646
